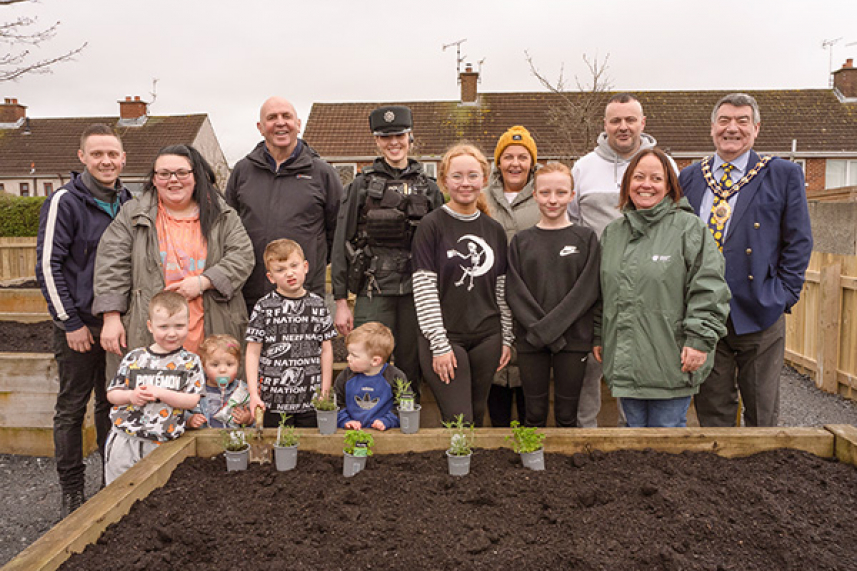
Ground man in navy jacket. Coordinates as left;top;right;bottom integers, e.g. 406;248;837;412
679;93;812;427
36;124;131;517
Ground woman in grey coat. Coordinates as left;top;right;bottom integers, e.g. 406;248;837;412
94;145;253;373
483;126;540;426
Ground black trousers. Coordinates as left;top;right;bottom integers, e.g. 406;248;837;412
419;332;502;427
52;325;110;493
518;350;588;427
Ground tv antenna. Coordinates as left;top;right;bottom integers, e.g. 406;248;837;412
149;78;159;107
443;39;467;80
822;38;842;86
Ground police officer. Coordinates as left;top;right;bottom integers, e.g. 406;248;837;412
332;106;444;399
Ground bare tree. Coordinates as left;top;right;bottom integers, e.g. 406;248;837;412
1;0;86;82
525;51;612;159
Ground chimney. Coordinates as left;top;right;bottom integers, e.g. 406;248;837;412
460;64;479;104
833;59;857;98
0;98;27;123
119;95;148;120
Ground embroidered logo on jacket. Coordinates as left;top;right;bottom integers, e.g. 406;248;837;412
559;246;578;256
446;235;495;291
355;392;380;410
652;255;672;262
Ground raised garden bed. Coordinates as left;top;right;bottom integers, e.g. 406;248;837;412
6;426;857;571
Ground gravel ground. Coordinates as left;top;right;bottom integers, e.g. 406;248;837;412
2;366;856;567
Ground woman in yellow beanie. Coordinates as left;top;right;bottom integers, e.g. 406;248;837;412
485;125;540;427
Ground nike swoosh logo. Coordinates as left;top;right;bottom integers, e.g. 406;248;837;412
559;246;578;256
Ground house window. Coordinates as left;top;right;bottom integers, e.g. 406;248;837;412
825;159;857;189
334;164;357;186
422;162;437;178
0;183;5;192
44;182;53;194
20;182;29;197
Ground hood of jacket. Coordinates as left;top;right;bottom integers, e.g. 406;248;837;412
621;195;694;238
593;132;658;163
244;139;323;175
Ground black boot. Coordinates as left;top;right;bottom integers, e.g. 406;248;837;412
61;490;85;519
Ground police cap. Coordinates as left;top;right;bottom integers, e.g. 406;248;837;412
369;106;413;136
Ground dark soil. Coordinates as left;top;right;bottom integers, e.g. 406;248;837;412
0;320;53;353
0;279;39;289
59;448;857;571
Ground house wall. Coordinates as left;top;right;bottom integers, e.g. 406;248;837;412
192;117;230;191
0;176;66;197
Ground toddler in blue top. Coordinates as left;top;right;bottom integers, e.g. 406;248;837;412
334;322;404;431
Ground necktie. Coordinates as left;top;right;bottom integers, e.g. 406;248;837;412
707;163;735;250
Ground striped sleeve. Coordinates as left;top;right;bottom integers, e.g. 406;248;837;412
496;274;514;347
36;189;82;330
413;269;451;357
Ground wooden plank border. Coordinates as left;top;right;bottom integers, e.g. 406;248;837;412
3;437;196;571
1;427;840;570
826;424;857;467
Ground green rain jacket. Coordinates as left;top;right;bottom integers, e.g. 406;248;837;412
595;197;730;399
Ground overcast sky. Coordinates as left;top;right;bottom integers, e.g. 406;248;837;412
5;0;857;165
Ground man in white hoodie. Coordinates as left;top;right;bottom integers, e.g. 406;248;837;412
569;93;676;427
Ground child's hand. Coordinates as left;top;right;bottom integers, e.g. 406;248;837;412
232;406;252;426
188;413;207;429
345;420;362;430
130;385;156;407
371;419;386;431
248;396;265;418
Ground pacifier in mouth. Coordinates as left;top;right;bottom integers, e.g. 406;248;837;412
215;376;230;389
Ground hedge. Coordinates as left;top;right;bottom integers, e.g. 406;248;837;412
0;195;46;237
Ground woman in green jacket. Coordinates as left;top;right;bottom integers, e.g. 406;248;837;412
593;148;729;427
94;145;253;376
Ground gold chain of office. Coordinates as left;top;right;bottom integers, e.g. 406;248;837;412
701;155;772;225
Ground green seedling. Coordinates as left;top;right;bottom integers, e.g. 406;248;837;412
506;420;545;454
276;414;300;447
443;414;475;456
311;386;337;411
343;429;374;456
393;377;415;411
220;427;248;452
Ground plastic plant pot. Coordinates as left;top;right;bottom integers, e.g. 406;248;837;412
520;448;545;471
343;452;368;477
274;444;298;471
398;405;422;434
446;450;472;476
315;408;340;435
224;447;249;472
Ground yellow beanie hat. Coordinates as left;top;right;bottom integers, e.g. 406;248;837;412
494;125;537;166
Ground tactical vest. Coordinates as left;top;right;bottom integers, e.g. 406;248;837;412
358;172;432;249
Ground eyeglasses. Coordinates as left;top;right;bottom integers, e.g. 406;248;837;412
154;169;193;181
447;172;482;183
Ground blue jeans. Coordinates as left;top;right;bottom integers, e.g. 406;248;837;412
620;396;692;428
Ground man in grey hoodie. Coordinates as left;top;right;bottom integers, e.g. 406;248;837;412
569;93;676;427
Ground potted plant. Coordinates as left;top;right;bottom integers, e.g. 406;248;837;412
506;420;546;471
394;377;421;434
443;414;475;476
274;413;300;471
342;429;374;477
311;387;339;435
221;428;249;472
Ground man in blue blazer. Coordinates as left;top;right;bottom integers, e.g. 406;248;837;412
679;93;812;427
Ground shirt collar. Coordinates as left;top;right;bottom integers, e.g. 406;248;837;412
713;150;752;175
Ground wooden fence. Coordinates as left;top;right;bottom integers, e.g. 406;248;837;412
785;251;857;401
0;237;36;281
